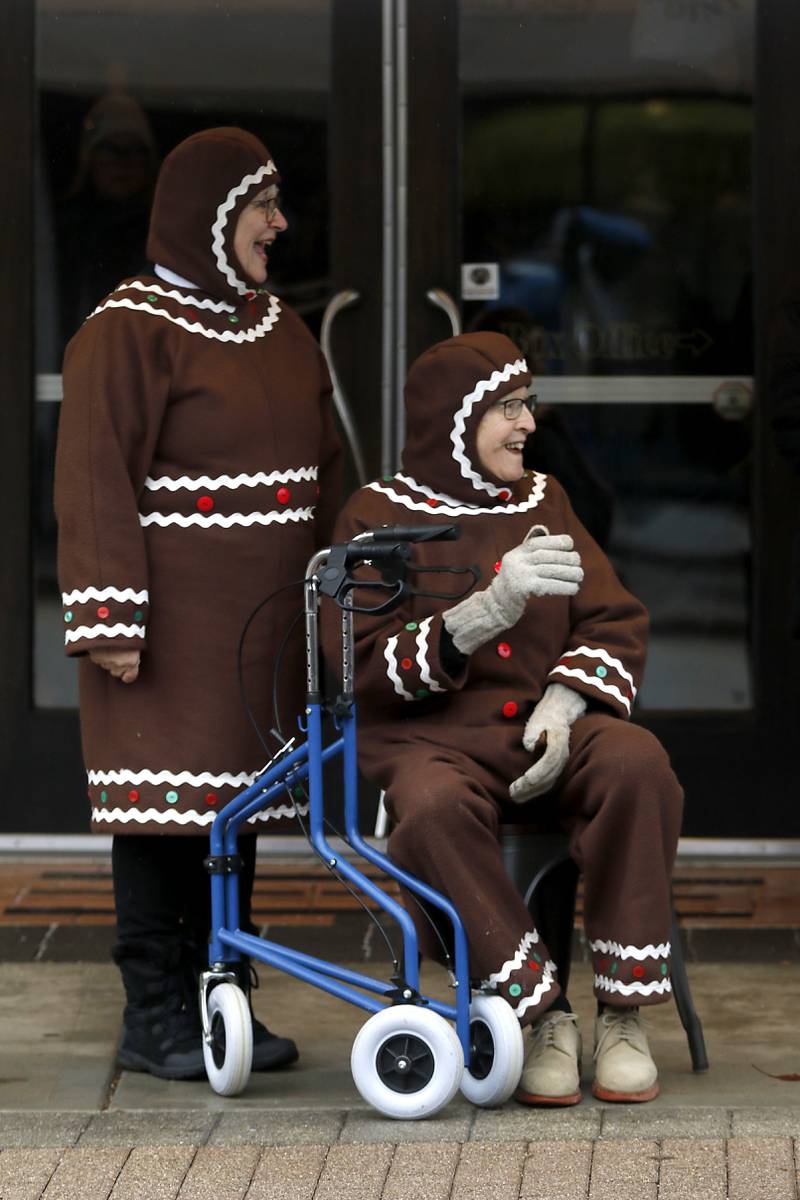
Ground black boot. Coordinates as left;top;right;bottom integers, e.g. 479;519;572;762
113;941;207;1080
233;961;299;1071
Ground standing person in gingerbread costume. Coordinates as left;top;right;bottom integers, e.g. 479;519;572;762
55;127;342;1080
322;332;683;1105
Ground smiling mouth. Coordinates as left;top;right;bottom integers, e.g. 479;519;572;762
504;442;526;453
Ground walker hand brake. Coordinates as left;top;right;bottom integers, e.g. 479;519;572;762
318;524;472;613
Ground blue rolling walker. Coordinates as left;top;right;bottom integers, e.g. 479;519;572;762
200;524;524;1119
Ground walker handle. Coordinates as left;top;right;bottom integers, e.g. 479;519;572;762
368;524;460;543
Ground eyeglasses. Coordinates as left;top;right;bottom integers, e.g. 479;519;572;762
497;394;537;420
249;194;283;223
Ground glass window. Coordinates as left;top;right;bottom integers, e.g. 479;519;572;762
33;0;331;707
460;0;754;710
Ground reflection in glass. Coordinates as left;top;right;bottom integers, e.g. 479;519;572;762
34;0;331;707
460;0;754;709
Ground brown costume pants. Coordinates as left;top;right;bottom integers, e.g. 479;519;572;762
386;713;683;1026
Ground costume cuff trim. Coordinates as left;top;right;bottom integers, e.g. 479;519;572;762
590;939;671;961
595;975;672;997
481;929;541;987
549;645;637;716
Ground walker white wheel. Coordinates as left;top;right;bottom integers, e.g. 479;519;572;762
351;1004;464;1120
203;982;253;1096
460;994;524;1107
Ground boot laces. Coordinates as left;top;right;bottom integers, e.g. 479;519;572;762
532;1010;578;1049
594;1009;648;1059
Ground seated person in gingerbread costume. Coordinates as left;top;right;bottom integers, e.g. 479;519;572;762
322;332;683;1105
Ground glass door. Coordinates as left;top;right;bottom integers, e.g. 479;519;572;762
1;0;385;833
458;0;754;715
402;0;800;837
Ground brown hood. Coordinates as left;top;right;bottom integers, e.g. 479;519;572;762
400;333;532;505
146;127;280;306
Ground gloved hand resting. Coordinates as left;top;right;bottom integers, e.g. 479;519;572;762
509;682;587;803
443;526;583;655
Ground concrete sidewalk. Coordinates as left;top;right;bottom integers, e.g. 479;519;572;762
1;959;800;1197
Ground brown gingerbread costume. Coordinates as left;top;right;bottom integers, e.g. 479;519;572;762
55;127;342;835
322;333;682;1026
55;127;341;1079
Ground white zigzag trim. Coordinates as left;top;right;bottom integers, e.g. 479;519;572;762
366;477;546;518
559;646;637;694
595;975;672;997
120;280;235;313
144;467;318;493
62;587;148;605
451;359;528;497
65;624;145;644
139;507;314;528
393;473;468;506
393;471;548;512
415;617;446;693
211;162;277;296
87;294;281;342
590;939;670;961
91;801;309;827
550;665;632;715
384;635;414;701
482;929;541;988
88;766;267;787
514;961;558;1019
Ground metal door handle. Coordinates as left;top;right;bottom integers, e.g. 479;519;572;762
426;287;461;337
321;290;368;486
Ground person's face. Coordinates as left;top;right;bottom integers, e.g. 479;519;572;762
89;136;153;200
475;384;537;482
233;184;288;284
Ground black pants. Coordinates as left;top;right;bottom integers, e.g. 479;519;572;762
112;834;258;958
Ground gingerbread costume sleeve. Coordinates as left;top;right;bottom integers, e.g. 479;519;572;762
54;309;172;658
544;478;649;718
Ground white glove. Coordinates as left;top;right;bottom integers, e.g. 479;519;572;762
509;683;587;803
443;526;583;655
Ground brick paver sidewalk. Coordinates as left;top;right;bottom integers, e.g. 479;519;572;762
2;1108;799;1199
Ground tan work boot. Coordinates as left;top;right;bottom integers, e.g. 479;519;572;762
515;1010;581;1106
592;1008;659;1102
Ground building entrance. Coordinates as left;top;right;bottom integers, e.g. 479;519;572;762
2;0;799;838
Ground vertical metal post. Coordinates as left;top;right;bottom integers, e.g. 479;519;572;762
381;0;395;475
394;0;408;461
381;0;408;475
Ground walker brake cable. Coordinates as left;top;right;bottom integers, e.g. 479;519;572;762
236;578;307;760
241;581;403;971
287;785;401;972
